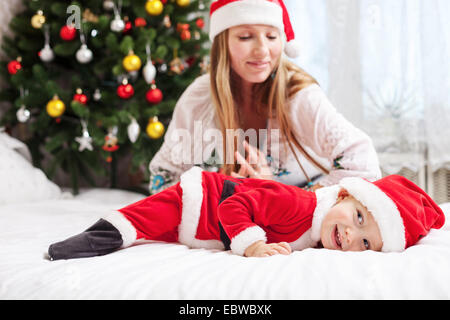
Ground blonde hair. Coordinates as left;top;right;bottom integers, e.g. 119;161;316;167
209;30;329;177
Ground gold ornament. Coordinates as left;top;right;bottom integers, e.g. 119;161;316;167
176;0;191;7
146;116;165;139
145;0;164;16
46;95;66;118
31;10;46;29
83;9;99;23
170;57;185;75
123;51;142;72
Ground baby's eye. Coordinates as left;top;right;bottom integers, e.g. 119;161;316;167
239;35;252;40
267;34;278;40
357;211;364;224
363;239;370;250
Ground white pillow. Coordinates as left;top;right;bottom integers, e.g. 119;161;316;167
0;131;62;204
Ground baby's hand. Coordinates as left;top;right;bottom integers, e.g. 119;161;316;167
244;241;292;257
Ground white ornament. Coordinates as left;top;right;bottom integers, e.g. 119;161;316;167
127;117;140;143
75;121;93;152
93;88;102;101
143;61;157;84
40;25;54;63
76;44;93;64
40;44;55;62
110;14;125;32
16;105;31;123
103;0;115;11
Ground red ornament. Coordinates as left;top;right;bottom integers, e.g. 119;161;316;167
73;89;88;105
60;25;77;41
7;58;22;75
102;134;119;152
123;21;132;34
117;80;134;99
135;17;147;27
196;18;204;29
180;29;191;41
146;85;163;104
185;56;196;67
177;23;189;33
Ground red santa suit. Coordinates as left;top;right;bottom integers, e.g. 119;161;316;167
103;166;341;256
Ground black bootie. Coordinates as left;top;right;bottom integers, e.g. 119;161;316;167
48;219;123;261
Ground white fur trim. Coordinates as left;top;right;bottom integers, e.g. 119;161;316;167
310;185;341;242
103;211;137;248
178;166;225;250
289;229;317;251
230;226;267;256
339;177;406;252
209;0;284;41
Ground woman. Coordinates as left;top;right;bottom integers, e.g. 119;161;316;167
148;0;381;194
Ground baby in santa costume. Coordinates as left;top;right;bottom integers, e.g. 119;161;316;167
48;166;445;260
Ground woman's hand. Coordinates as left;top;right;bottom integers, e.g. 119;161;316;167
244;240;292;257
310;184;324;192
231;140;274;180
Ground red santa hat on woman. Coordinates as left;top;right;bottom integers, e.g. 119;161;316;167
338;175;446;252
209;0;301;58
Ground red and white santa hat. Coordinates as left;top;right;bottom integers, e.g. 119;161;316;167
209;0;301;58
339;175;446;252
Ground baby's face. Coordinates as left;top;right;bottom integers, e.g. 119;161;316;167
320;195;383;252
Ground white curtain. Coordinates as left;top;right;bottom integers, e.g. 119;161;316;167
0;0;24;60
285;0;450;174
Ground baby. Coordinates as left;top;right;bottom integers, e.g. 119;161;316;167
48;166;445;260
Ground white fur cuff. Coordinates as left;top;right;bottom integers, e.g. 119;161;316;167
230;226;267;256
103;211;137;248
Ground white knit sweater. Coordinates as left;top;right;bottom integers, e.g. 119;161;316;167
148;74;381;194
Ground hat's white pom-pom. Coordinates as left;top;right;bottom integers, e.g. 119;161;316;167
284;40;301;58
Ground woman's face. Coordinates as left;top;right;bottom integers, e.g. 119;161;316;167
227;24;283;85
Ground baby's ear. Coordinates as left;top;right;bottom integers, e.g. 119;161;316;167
337;188;350;201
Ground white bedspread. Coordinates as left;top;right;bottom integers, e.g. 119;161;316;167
1;189;450;300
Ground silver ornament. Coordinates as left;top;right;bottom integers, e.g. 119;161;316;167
76;44;93;64
158;63;168;73
128;70;139;82
143;61;157;84
110;14;125;32
127;117;140;143
75;121;93;152
16;105;31;123
39;44;55;63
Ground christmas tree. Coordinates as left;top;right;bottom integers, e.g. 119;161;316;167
0;0;211;194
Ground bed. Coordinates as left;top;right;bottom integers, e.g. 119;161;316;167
1;132;450;300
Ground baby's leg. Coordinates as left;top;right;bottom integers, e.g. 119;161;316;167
48;183;183;261
116;183;183;243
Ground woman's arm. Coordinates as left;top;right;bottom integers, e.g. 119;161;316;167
290;84;382;186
